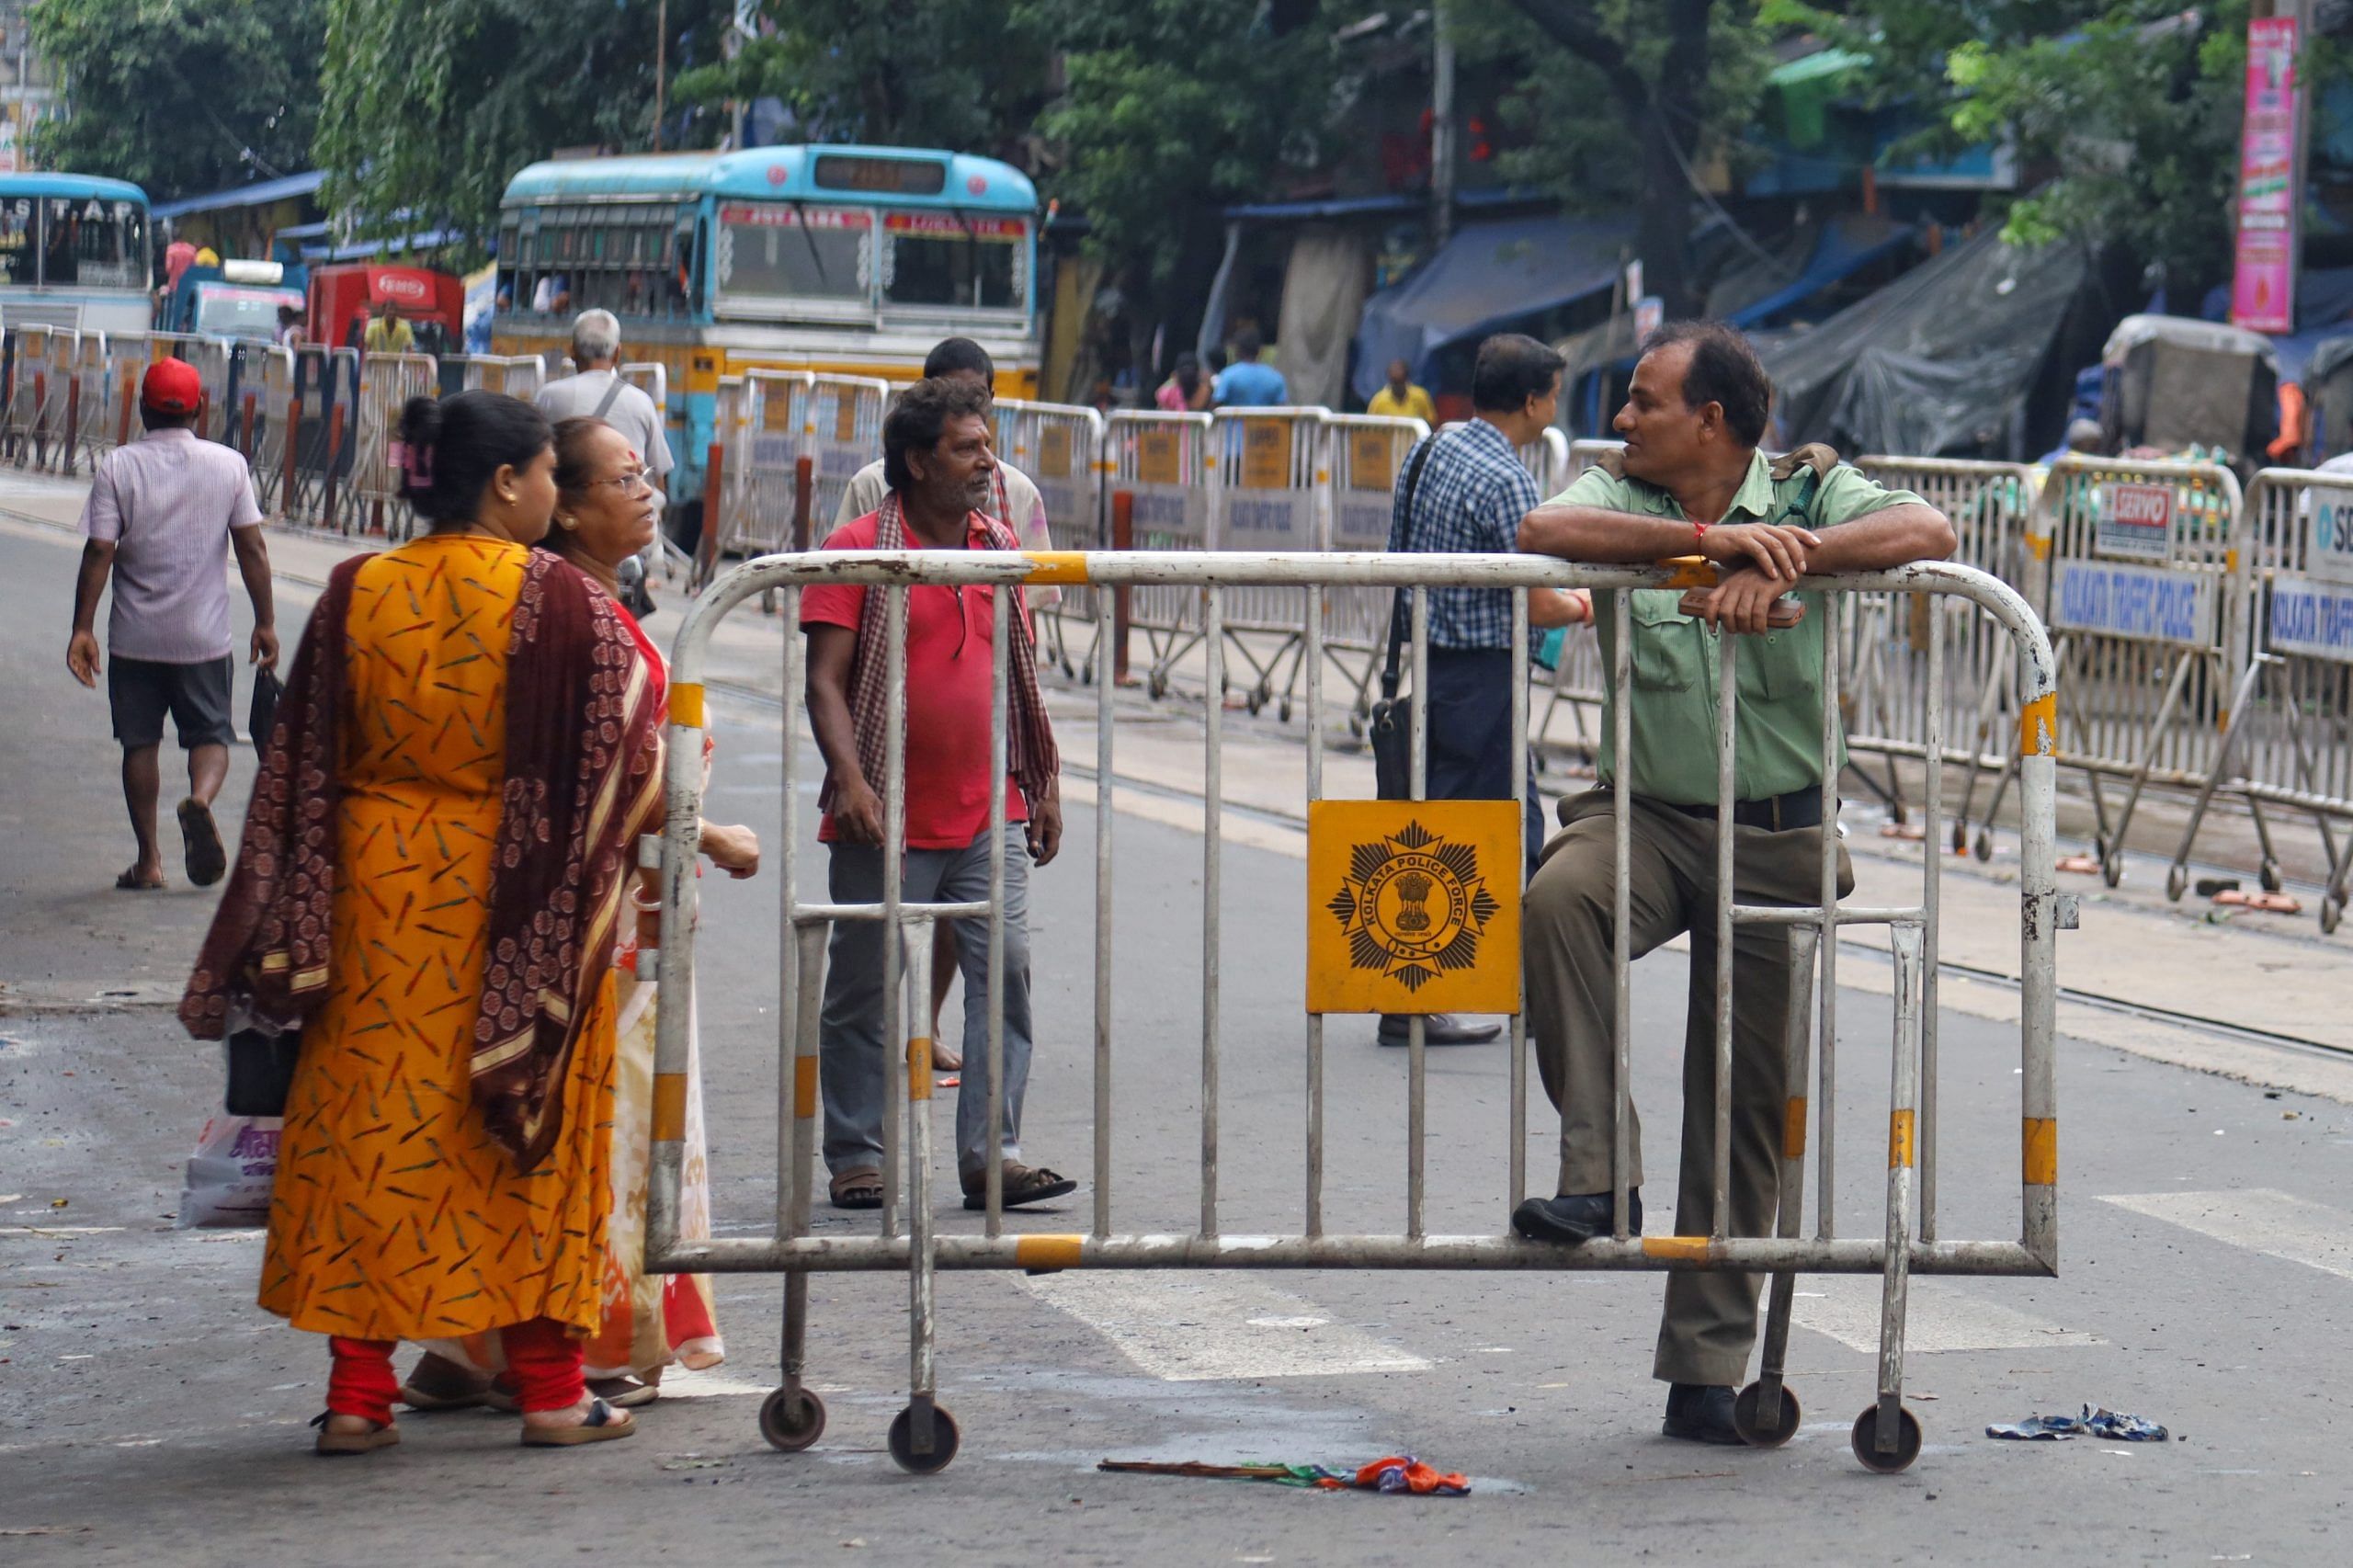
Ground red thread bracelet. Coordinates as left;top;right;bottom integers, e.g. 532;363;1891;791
1692;519;1710;551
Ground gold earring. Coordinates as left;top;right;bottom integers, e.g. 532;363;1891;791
559;515;576;529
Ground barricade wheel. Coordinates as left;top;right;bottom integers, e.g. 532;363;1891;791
2322;895;2344;936
1245;688;1264;716
887;1403;961;1474
1732;1381;1801;1448
1950;822;1968;856
1848;1404;1922;1474
2165;863;2188;902
2260;858;2283;895
758;1386;825;1452
2100;848;2123;888
1347;713;1365;740
1148;671;1169;700
1279;698;1293;722
1972;829;1993;862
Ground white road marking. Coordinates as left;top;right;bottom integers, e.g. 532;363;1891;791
2098;1189;2353;1282
1023;1274;1429;1381
1792;1276;2102;1353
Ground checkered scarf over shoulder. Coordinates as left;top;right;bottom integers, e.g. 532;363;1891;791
825;488;1060;815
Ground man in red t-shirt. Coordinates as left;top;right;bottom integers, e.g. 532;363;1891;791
802;376;1074;1213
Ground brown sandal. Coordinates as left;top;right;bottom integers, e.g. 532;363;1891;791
520;1396;635;1448
311;1411;401;1456
829;1167;883;1210
962;1163;1078;1211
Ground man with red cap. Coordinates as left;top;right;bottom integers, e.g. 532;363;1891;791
67;358;278;890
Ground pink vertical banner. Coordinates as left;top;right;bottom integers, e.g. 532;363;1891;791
2232;16;2302;335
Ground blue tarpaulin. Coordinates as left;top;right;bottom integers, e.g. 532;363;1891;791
1718;214;1915;330
1351;214;1633;403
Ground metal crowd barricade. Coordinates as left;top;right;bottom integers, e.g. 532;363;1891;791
185;337;236;446
646;543;2063;1477
341;350;438;539
1103;409;1215;697
3;324;76;471
2164;469;2353;931
805;373;891;537
97;332;153;459
278;345;360;531
1207;407;1328;713
239;346;297;512
1847;458;2050;853
62;330;112;474
1982;454;2247;883
1568;437;1624;477
722;369;813;559
1317;413;1427;725
1517;426;1571;496
991;398;1105;679
438;353;545;401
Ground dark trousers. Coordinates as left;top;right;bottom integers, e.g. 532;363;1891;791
1423;647;1543;871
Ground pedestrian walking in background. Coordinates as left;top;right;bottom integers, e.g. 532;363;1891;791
401;415;757;1414
360;299;415;357
535;308;676;498
1155;352;1212;412
802;375;1074;1214
1513;320;1955;1445
1378;333;1589;1050
835;335;1057;1074
1367;358;1437;425
181;390;664;1456
1211;324;1289;407
66;358;278;892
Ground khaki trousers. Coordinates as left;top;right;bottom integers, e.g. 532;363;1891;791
1523;789;1852;1387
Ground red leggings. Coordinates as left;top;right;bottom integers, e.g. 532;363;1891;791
326;1318;584;1424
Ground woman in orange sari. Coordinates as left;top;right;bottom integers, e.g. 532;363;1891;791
182;390;663;1455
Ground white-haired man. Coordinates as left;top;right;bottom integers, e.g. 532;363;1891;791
536;308;675;495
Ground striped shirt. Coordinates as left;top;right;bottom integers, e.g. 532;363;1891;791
1384;416;1542;651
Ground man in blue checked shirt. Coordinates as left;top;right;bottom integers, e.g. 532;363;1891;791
1380;333;1591;1049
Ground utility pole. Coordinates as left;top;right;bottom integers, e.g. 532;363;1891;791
1430;7;1456;247
653;0;667;152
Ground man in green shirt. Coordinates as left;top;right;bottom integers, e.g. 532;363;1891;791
1511;321;1955;1445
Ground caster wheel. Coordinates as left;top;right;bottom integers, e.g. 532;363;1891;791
1147;673;1168;700
1733;1381;1801;1448
887;1402;960;1474
2323;896;2344;936
2101;849;2123;888
1950;821;1968;856
1279;699;1292;723
1245;691;1263;715
1849;1403;1923;1474
758;1386;825;1452
2165;863;2188;902
1973;829;1993;862
2093;835;2109;865
2260;858;2283;894
1347;713;1365;740
1080;666;1094;686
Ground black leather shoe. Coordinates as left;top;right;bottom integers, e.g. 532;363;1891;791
1509;1187;1641;1244
1377;1014;1503;1047
1662;1382;1744;1445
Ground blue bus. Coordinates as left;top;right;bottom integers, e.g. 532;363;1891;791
493;144;1041;503
0;173;153;335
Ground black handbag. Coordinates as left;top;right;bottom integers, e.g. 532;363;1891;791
224;1025;301;1117
247;667;282;760
1369;437;1438;801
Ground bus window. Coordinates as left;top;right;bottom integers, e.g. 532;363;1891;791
717;202;868;302
0;199;33;285
40;198;144;289
881;212;1024;310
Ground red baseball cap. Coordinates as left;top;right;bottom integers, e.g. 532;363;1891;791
142;358;204;415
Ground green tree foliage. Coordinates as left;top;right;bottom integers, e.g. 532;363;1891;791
28;0;324;198
673;2;1051;154
316;0;733;256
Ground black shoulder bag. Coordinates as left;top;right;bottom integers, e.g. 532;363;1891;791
1369;437;1439;801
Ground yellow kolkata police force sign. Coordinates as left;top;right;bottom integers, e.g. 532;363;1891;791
1306;801;1522;1016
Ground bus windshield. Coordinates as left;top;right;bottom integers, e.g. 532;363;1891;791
30;197;147;289
882;212;1023;310
717;202;867;301
197;285;303;340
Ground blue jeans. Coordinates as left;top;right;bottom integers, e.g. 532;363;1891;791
819;824;1033;1179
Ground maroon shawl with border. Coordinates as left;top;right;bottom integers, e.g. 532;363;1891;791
182;548;664;1173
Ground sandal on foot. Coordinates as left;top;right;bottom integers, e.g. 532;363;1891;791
829;1167;883;1210
114;868;165;891
520;1397;634;1448
962;1163;1078;1211
588;1376;660;1409
177;798;226;887
311;1411;401;1456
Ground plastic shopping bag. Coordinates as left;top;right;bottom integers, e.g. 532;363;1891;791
176;1113;280;1229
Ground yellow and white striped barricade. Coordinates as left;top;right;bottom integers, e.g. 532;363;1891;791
645;546;2064;1478
1847;459;2049;854
3;324;75;471
440;353;546;400
278;345;359;531
97;332;152;458
1317;413;1427;726
64;330;113;473
343;350;440;539
620;359;668;412
804;374;891;537
1980;454;2247;883
238;345;297;512
2161;469;2353;930
1206;407;1327;714
1103;410;1215;697
722;369;811;559
989;398;1101;677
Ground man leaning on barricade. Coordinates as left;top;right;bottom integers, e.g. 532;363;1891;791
1511;321;1957;1446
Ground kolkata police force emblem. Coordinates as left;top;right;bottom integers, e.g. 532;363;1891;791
1323;819;1502;993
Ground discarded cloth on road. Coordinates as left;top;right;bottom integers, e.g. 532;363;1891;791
1098;1455;1471;1495
1985;1405;2169;1442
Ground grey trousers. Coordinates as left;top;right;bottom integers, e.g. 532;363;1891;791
1523;789;1852;1387
820;824;1033;1180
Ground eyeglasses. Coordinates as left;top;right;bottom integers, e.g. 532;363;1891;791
585;467;653;496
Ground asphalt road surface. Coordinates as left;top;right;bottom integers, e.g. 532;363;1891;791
5;513;2351;1566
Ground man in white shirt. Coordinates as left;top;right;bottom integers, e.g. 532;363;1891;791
66;358;278;891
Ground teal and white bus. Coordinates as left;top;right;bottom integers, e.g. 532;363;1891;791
493;144;1041;503
0;173;153;335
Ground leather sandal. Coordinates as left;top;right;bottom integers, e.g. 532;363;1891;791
520;1396;635;1448
311;1411;401;1456
963;1162;1078;1211
830;1167;884;1210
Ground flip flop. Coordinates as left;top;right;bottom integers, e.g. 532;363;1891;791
177;798;226;887
114;869;165;891
311;1411;401;1456
829;1167;883;1210
588;1376;661;1409
519;1397;634;1448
